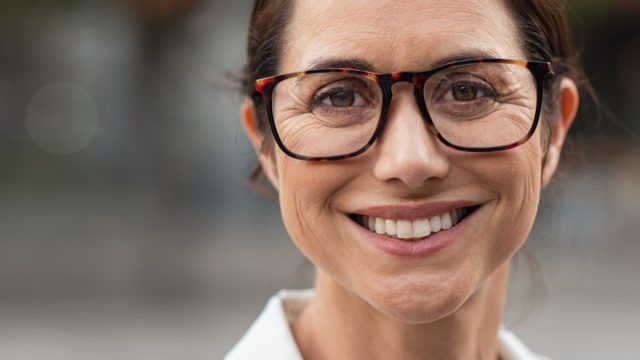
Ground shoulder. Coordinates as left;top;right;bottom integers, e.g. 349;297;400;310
225;289;551;360
498;327;553;360
224;289;312;360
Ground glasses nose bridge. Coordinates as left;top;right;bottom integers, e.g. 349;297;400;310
386;72;427;104
377;71;435;141
389;71;423;90
383;71;423;101
384;71;429;119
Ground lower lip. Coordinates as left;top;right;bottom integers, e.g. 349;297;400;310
350;209;476;258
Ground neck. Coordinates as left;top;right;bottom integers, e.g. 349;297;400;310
293;262;510;360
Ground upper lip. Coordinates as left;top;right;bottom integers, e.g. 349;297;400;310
350;200;481;221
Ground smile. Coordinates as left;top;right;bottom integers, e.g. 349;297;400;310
350;207;476;241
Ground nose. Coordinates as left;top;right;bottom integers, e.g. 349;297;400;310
372;84;451;188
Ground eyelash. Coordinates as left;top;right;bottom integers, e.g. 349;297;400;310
311;84;369;108
432;78;498;103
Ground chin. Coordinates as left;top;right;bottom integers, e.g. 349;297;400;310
363;275;474;324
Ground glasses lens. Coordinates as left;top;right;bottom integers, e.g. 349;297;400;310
424;62;538;148
271;72;382;158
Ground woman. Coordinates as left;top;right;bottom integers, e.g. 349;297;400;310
228;0;583;359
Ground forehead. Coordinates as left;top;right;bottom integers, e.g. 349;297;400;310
281;0;522;73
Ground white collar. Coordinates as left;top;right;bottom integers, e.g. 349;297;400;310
226;289;551;360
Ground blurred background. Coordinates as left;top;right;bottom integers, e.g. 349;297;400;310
0;0;639;359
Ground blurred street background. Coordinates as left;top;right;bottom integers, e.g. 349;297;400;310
1;0;639;359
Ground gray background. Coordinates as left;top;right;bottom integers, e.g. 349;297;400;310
1;0;639;359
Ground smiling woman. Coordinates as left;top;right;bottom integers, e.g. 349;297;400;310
227;0;585;359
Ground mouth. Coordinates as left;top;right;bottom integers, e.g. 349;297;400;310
349;206;479;241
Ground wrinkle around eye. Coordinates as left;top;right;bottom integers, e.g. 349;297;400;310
277;120;334;153
278;120;322;142
497;87;536;110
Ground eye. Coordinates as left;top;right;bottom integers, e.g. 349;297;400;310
443;81;495;102
320;89;366;108
428;75;501;120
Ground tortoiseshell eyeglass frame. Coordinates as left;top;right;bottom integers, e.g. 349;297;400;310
254;58;555;161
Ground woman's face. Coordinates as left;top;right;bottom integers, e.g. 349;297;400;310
259;0;557;323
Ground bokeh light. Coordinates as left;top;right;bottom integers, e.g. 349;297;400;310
26;82;98;155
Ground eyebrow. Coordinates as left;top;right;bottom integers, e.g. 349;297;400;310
431;52;499;68
304;51;499;73
305;58;376;72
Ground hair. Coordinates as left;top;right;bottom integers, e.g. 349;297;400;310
242;0;292;185
240;0;595;184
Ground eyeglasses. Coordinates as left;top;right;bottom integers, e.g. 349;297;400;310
254;58;554;161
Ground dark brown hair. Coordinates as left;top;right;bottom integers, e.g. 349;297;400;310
240;0;593;182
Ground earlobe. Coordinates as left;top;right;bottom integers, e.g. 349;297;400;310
241;98;279;191
541;78;580;187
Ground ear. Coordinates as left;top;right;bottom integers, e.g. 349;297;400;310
541;78;580;187
241;98;279;190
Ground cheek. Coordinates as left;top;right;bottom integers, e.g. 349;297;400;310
275;154;351;272
475;139;543;263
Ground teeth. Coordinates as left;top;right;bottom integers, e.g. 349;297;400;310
429;216;441;232
413;219;431;238
360;208;470;241
396;220;413;239
451;210;458;225
385;219;397;236
441;212;452;230
375;218;385;234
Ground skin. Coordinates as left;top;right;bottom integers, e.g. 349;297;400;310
242;0;579;359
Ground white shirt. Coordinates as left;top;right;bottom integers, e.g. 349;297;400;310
226;289;551;360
